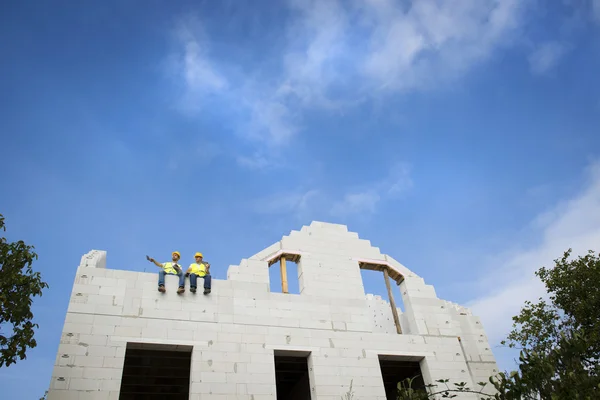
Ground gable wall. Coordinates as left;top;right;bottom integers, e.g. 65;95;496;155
46;222;498;400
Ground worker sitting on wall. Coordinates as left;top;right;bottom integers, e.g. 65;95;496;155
186;252;211;295
146;251;186;294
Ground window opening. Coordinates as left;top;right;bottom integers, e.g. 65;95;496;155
359;261;405;334
268;252;301;294
274;351;312;400
378;355;425;400
119;343;192;400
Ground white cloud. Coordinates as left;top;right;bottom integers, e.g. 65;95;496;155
246;98;300;146
236;153;271;170
528;41;570;75
468;162;600;346
386;163;413;196
279;0;349;107
594;0;600;22
195;140;221;163
237;0;350;147
254;189;320;218
276;0;530;98
252;163;411;218
359;0;527;91
168;1;536;152
331;163;412;217
181;37;227;93
169;17;228;114
331;191;382;217
170;17;302;149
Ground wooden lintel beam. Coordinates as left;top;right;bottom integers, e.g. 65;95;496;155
280;257;289;294
384;267;402;334
266;250;302;266
359;261;404;285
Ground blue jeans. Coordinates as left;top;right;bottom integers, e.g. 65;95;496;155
158;269;185;288
190;273;211;289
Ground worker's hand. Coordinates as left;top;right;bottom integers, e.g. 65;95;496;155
146;255;154;263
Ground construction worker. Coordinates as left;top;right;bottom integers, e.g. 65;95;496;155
147;251;186;294
186;252;211;294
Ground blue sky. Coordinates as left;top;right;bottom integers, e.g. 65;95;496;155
1;0;600;397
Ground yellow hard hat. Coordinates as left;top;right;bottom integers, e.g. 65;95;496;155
172;251;181;258
195;252;203;258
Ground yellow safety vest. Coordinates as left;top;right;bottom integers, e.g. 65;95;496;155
189;262;208;277
163;262;181;274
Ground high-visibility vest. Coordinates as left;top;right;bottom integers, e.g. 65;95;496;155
163;262;181;274
189;262;208;277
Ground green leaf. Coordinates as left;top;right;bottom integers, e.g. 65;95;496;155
493;248;600;399
0;213;49;368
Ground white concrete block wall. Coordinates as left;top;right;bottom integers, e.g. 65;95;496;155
48;223;498;399
446;303;500;394
79;249;107;269
366;294;406;334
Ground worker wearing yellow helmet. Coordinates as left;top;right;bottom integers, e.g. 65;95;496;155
146;251;186;294
185;252;211;295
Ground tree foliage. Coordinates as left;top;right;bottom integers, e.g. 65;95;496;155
396;376;493;399
497;248;600;399
0;213;49;367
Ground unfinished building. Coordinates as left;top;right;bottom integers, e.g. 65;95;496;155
47;221;499;400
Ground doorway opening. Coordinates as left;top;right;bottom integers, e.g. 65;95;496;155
274;350;312;400
378;355;425;400
119;343;192;400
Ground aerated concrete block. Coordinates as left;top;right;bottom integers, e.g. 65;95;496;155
48;222;499;399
